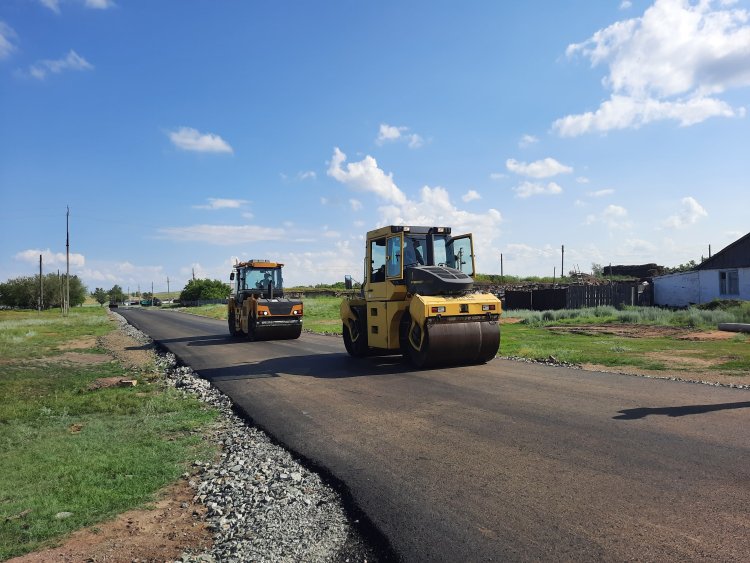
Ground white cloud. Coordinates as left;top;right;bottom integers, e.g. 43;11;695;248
586;204;632;230
489;172;507;181
0;22;18;60
620;1;632;9
85;0;116;8
349;198;363;211
39;0;60;13
556;0;750;136
158;224;284;244
328;148;502;272
192;198;248;210
28;50;93;80
587;188;615;197
662;196;708;228
327;147;408;205
168;127;233;154
576;176;590;184
462;190;481;202
15;248;85;267
506;157;573;178
376;123;424;149
513;181;563;198
297;170;316;180
518;134;539;148
620;238;657;256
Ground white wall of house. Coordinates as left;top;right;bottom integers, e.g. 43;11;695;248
654;271;700;306
654;267;750;306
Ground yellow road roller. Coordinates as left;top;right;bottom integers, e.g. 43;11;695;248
228;260;303;340
340;226;501;368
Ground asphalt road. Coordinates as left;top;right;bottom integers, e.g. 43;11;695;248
120;308;750;562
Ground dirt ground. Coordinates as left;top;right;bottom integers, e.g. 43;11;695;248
8;479;212;563
8;315;214;562
545;324;737;340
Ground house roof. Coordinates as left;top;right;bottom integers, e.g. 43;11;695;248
696;231;750;270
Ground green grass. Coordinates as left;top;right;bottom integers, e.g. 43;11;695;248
500;321;750;373
174;297;345;334
506;304;750;328
302;297;343;334
0;309;218;559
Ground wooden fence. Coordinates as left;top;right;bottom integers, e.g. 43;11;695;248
504;283;652;311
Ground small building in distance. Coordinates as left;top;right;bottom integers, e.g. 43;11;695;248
653;232;750;306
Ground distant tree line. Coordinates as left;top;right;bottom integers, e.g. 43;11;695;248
0;274;87;309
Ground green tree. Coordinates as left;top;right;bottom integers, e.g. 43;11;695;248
108;284;126;303
179;278;230;302
0;274;86;309
91;287;108;307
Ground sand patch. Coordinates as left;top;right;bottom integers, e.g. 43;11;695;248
546;324;690;338
98;326;155;372
57;336;98;350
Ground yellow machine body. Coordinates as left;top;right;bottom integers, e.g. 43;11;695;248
340;226;501;367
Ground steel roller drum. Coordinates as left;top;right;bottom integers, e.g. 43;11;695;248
410;320;499;368
252;322;302;341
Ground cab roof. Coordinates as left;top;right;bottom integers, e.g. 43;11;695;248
366;225;452;239
234;260;283;269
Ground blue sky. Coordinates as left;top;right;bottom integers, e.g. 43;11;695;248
1;0;749;292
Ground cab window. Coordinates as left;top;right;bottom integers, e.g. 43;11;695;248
370;238;386;282
447;237;474;276
386;236;402;278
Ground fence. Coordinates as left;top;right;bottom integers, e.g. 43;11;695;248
504;283;653;311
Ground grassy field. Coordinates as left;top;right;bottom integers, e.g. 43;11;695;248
0;308;218;559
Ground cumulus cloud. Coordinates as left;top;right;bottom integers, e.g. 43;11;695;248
327;148;502;271
518;134;539;148
297;170;316;180
462;190;481;202
620;0;632;9
576;176;590;184
586;204;632;230
158;224;284;244
15;248;85;267
192;198;248;210
555;0;750;136
513;181;563;198
0;22;18;60
168;127;233;154
663;196;708;228
327;147;408;205
376;123;424;148
489;173;507;181
349;198;363;211
506;158;573;178
28;50;93;80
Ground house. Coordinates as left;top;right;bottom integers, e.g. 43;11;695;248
653;232;750;306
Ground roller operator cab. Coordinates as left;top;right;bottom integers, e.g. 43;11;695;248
228;260;303;341
340;226;501;368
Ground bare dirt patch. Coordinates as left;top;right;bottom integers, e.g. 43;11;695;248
644;350;721;369
677;330;736;341
98;324;155;372
57;336;98;350
8;478;212;563
547;324;689;338
51;352;112;366
500;317;524;325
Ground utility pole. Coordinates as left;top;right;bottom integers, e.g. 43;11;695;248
500;253;504;284
64;206;70;316
561;244;565;281
192;267;196;281
39;254;43;312
58;270;62;314
709;244;712;258
151;281;154;303
167;276;170;299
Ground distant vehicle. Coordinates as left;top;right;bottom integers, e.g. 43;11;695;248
108;301;119;308
153;298;162;306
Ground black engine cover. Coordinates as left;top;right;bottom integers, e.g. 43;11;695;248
405;266;473;295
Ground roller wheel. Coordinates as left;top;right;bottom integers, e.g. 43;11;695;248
406;321;431;368
343;317;368;357
228;310;244;337
246;314;256;341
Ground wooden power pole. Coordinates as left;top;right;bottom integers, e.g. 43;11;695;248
64;206;70;316
39;254;43;312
